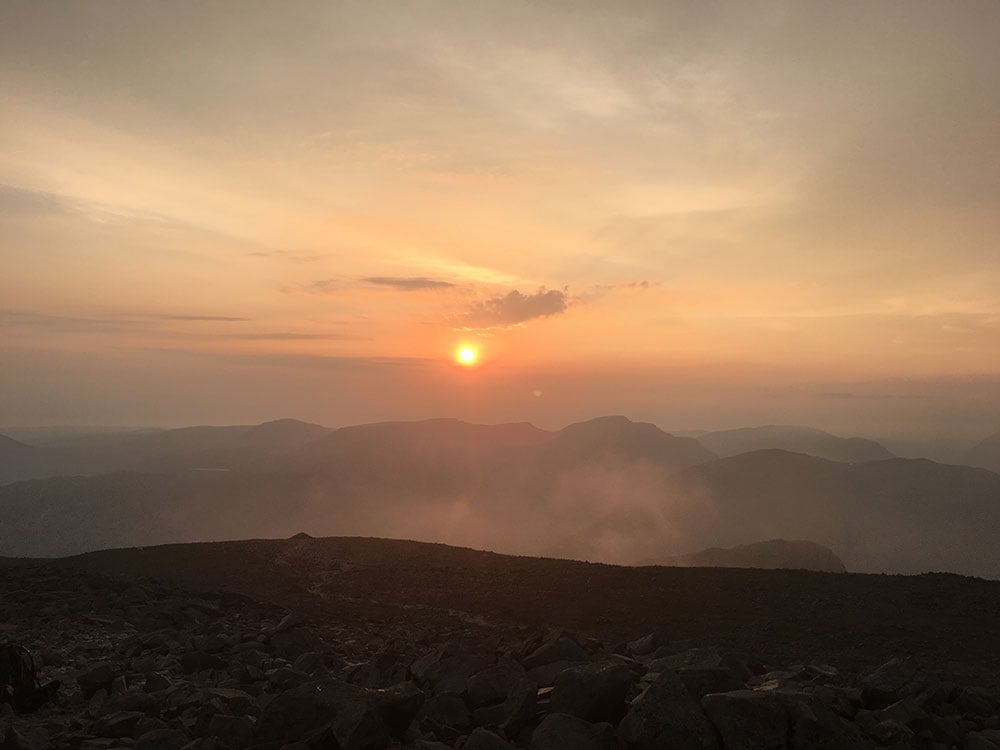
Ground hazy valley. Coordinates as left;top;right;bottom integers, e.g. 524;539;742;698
3;416;999;579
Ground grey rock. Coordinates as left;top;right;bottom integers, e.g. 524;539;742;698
522;635;589;670
500;677;537;738
420;691;471;731
468;662;524;707
78;662;117;699
135;728;190;750
463;727;517;750
92;709;146;738
620;670;719;750
370;681;425;738
859;659;918;709
254;678;388;749
206;714;254;747
550;659;634;723
529;713;615;750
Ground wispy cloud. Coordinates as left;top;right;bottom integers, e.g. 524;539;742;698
456;288;569;330
248;250;329;263
292;279;341;295
219;332;363;341
134;314;250;322
363;276;455;290
0;184;70;215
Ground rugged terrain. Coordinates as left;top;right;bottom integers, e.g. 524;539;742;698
4;535;1000;748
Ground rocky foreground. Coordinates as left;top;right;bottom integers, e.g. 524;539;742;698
3;539;1000;748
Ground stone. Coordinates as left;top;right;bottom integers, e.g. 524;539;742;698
179;651;226;675
420;691;471;731
627;632;666;657
529;713;615;750
144;672;173;693
370;681;425;738
549;659;634;723
135;728;190;750
463;727;517;750
701;691;787;750
206;714;254;747
269;627;325;661
78;662;117;699
500;677;537;737
859;659;917;709
468;662;524;707
254;678;388;749
678;667;745;698
522;635;589;670
472;702;507;728
92;709;145;738
99;691;160;717
620;670;719;750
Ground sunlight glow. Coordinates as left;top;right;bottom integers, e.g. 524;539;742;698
456;346;478;366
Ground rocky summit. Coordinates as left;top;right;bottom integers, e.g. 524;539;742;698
3;537;1000;749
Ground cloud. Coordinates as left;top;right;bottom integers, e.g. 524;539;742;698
0;184;70;215
135;314;250;322
289;276;457;294
294;279;341;294
218;332;363;341
457;287;568;330
363;276;455;290
248;250;328;263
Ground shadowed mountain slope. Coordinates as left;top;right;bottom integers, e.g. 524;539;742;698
0;433;49;483
965;431;1000;473
698;425;894;463
552;450;1000;576
0;418;330;482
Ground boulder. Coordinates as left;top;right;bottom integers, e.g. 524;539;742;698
619;670;719;750
677;668;745;698
529;713;615;750
420;691;471;731
370;681;425;738
269;626;325;661
78;662;117;699
500;677;537;737
254;678;389;749
463;727;517;750
206;714;254;747
92;710;145;739
859;659;918;709
178;651;226;675
468;662;524;707
99;691;160;717
522;635;589;670
134;728;190;750
550;659;634;723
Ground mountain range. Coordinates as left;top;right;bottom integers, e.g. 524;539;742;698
2;416;1000;579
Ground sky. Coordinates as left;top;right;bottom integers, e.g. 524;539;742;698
2;1;999;440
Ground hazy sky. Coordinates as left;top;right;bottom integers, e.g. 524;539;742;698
2;1;999;438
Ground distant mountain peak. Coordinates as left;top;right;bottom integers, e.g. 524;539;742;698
699;424;894;464
640;539;847;573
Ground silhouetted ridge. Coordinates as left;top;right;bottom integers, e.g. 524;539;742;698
699;424;894;463
546;415;716;469
964;430;1000;473
640;539;847;572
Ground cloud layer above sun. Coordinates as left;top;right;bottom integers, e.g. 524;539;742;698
1;1;999;432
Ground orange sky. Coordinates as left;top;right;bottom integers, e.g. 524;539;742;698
2;2;999;438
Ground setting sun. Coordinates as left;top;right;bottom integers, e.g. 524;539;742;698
456;346;478;366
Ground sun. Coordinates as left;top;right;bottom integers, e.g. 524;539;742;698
456;346;478;366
